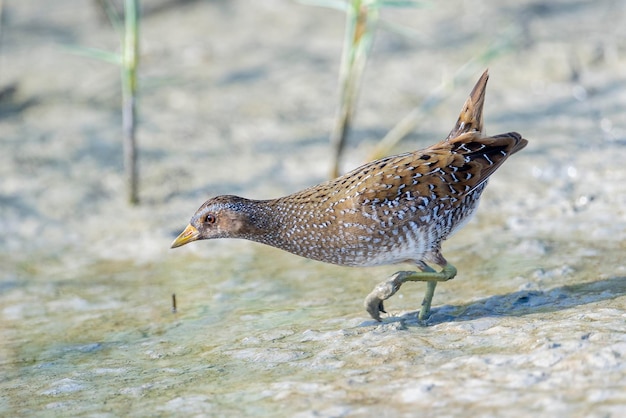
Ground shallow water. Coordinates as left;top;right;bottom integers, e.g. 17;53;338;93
3;243;626;416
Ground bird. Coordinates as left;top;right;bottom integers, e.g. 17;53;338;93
171;70;527;322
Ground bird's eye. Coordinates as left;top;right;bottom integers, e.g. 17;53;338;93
204;214;216;224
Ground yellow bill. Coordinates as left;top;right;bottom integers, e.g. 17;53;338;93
171;224;200;248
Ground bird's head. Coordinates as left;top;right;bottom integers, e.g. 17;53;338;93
170;195;254;248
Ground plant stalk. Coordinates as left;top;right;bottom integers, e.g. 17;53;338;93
122;0;139;205
329;0;377;178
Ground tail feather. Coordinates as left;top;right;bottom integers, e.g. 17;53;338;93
500;132;528;155
446;69;489;140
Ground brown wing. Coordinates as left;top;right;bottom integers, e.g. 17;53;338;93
432;131;528;197
284;68;527;218
322;130;525;210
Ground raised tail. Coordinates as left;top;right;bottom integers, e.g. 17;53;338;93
446;69;489;140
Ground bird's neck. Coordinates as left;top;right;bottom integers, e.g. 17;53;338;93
234;197;310;255
232;198;287;243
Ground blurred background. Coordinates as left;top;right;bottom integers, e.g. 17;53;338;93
1;0;625;416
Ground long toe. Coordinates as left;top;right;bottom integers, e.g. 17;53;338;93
378;301;386;314
364;296;384;321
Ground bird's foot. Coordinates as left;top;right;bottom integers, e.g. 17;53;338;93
363;271;417;321
363;264;457;321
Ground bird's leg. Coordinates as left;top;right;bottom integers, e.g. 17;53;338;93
363;263;457;321
420;280;438;321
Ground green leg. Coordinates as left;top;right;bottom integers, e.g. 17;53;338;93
364;263;457;321
419;281;438;321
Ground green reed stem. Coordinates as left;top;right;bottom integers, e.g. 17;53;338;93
329;0;378;178
122;0;140;205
